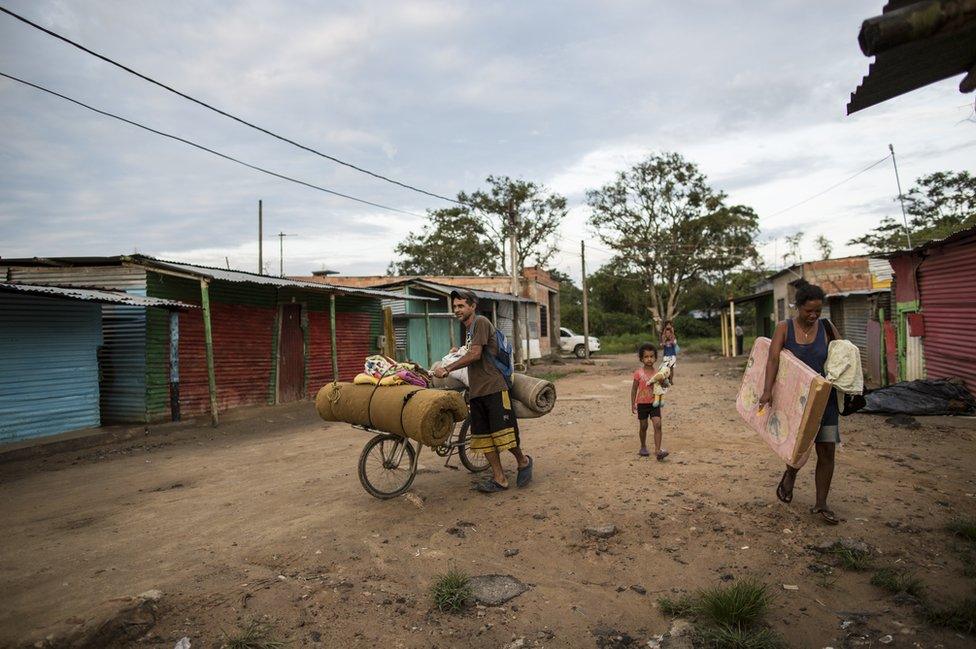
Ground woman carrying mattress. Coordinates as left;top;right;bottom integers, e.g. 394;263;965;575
758;280;842;525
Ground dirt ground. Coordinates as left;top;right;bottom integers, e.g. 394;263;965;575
2;353;974;649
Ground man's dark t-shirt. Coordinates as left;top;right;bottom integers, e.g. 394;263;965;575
465;315;508;398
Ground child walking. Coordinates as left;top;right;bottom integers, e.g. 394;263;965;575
631;343;671;460
660;320;678;384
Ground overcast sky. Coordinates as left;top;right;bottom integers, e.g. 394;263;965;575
1;1;973;282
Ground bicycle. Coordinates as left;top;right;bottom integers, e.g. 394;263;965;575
356;411;490;499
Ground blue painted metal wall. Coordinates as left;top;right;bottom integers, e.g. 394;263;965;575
0;293;103;442
2;265;148;423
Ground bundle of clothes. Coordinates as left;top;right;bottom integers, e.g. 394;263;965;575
353;355;431;388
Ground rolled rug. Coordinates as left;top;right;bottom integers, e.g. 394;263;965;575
314;382;467;447
430;361;467;390
511;373;557;415
512;399;544;419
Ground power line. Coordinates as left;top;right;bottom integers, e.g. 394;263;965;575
765;154;892;218
0;71;424;217
0;4;462;206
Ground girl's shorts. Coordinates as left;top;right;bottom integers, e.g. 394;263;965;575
636;403;661;420
815;424;840;443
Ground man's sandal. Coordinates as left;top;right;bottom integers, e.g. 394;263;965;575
811;506;839;525
475;479;509;493
516;456;533;487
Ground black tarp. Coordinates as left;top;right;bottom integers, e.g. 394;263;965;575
862;379;976;416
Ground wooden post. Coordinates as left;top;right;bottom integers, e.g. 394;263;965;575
168;310;181;422
878;307;887;387
581;240;590;360
447;296;456;347
383;306;396;358
329;294;339;380
199;279;219;426
424;301;433;368
729;299;737;357
491;300;498;326
720;308;728;357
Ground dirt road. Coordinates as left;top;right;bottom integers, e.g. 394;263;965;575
2;353;974;648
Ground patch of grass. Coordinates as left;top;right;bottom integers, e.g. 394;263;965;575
871;568;926;598
695;624;785;649
222;620;286;649
529;368;585;382
658;593;696;618
948;518;976;543
430;567;472;613
831;547;872;572
924;597;976;635
695;579;773;628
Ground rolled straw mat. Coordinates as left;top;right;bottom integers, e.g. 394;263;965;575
315;382;467;447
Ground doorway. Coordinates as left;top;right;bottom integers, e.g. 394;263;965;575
278;304;304;402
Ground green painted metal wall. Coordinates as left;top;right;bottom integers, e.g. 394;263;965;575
406;317;452;365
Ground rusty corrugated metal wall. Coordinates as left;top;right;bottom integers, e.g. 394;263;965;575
146;272;277;418
300;291;381;399
916;237;976;394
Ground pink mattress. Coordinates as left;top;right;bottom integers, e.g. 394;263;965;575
736;337;831;468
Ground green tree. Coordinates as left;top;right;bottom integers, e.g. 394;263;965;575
387;207;500;275
459;175;567;274
848;170;976;253
586;152;760;333
388;176;567;276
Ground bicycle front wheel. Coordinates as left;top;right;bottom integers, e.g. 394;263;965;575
456;419;491;474
358;433;418;499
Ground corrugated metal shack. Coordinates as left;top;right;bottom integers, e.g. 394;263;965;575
886;226;976;393
314;277;537;364
0;283;191;443
1;256;434;429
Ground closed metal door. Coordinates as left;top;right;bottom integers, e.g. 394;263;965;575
278;304;304;402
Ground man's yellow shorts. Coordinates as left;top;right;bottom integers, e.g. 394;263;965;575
468;389;520;453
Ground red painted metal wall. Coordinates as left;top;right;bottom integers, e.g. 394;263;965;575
888;255;919;303
177;303;276;415
917;236;976;394
278;304;304;402
306;311;373;398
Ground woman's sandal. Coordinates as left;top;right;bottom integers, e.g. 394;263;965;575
811;506;839;525
776;471;794;504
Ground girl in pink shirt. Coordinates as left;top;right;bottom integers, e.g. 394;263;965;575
630;343;670;460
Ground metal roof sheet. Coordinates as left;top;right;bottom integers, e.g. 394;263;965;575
0;255;438;302
406;279;537;303
126;255;438;302
0;282;195;309
848;1;976;114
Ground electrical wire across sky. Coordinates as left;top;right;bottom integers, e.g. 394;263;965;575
0;71;425;217
0;4;463;207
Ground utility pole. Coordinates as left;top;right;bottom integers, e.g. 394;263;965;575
581;240;590;361
508;200;523;366
889;144;913;249
258;200;263;274
278;231;296;277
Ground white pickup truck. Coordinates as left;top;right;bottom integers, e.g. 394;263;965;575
559;327;600;358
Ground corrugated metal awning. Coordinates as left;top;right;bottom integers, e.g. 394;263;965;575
1;256;439;303
126;256;439;302
826;289;890;299
407;279;537;304
0;282;195;309
848;0;976;114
